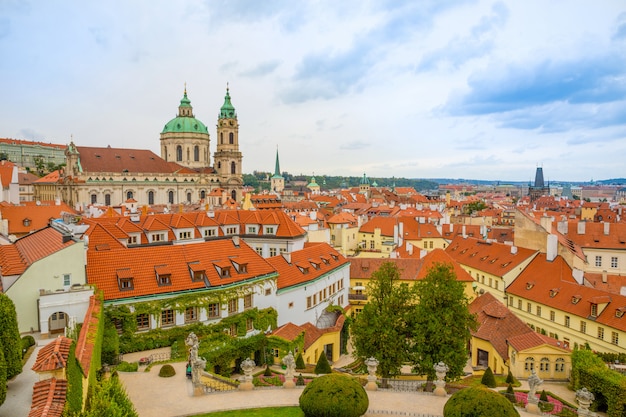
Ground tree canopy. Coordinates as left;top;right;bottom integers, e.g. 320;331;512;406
351;262;415;378
0;294;22;381
410;263;477;380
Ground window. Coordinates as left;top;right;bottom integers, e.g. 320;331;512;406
536;306;541;316
591;304;598;317
161;309;174;327
152;233;165;242
255;247;263;256
191;270;205;282
247;226;257;234
527;302;532;313
219;267;231;278
157;274;171;286
370;241;375;249
495;281;498;290
269;248;277;257
231;161;236;174
226;226;237;235
168;191;174;204
105;194;111;206
611;256;618;268
595;256;602;267
265;288;271;296
565;316;570;328
186;192;191;203
429;241;433;249
229;132;234;144
307;296;312;309
91;194;97;204
194;145;199;161
423;241;428;249
185;307;198;323
580;321;586;334
550;311;555;321
540;358;550;372
119;278;133;290
208;303;220;318
524;357;535;371
265;226;275;234
148;191;154;205
598;327;604;340
246;317;253;331
229;323;237;337
112;317;122;334
611;331;619;345
518;299;522;309
204;228;216;237
489;278;492;287
228;298;238;314
127;235;138;245
179;231;191;240
338;295;344;305
555;358;565;372
126;191;133;200
136;313;150;330
63;274;71;286
243;294;252;309
176;145;182;161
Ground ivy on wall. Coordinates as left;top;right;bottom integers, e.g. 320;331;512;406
64;342;84;415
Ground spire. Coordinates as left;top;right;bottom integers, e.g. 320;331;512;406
534;167;545;188
178;84;192;116
219;83;237;119
274;147;281;176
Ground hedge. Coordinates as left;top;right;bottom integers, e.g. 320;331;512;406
571;348;626;417
444;386;519;417
299;374;368;417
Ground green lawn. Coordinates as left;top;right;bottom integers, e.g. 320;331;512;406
191;406;304;416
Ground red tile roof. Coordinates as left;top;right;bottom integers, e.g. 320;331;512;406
0;202;77;235
0;137;65;149
32;336;72;372
0;160;16;188
28;378;67;417
86;238;277;301
267;243;349;290
76;146;185;174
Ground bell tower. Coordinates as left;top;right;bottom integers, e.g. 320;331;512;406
214;85;243;202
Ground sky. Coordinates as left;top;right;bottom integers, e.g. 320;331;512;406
1;1;625;183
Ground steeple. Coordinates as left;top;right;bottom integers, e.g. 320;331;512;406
270;147;284;193
219;84;237;119
534;166;545;188
178;84;193;117
274;148;281;177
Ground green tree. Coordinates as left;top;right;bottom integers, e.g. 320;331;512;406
295;352;305;370
0;347;6;406
81;373;138;416
464;201;487;215
314;351;332;374
481;367;496;388
0;294;22;380
299;374;368;417
351;262;415;378
410;263;477;381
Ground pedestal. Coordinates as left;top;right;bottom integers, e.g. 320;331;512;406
365;380;378;391
283;379;295;389
239;381;254;391
193;384;204;396
433;380;446;397
525;402;541;415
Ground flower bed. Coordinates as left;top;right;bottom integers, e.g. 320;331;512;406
253;372;313;387
513;392;563;414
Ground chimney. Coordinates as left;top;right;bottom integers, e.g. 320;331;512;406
393;224;399;244
406;242;413;256
540;216;552;234
232;236;240;247
572;269;584;285
602;270;607;283
546;234;557;261
557;220;568;235
604;222;610;236
462;225;467;238
282;252;291;264
511;246;518;255
577;221;586;235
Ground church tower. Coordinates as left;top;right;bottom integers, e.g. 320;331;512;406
160;86;210;169
214;85;243;202
270;148;285;193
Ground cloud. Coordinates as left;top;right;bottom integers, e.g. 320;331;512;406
613;12;626;41
340;140;370;150
239;60;280;77
417;2;508;71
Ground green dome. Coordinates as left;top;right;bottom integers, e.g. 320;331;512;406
162;89;209;134
219;86;237;119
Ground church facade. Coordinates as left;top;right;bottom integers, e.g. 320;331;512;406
36;87;243;208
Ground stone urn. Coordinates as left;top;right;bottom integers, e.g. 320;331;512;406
576;388;597;417
433;362;449;397
239;358;256;391
364;357;379;391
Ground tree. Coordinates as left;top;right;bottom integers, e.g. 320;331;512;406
351;262;416;378
295;352;306;370
481;367;496;388
410;263;477;381
0;347;6;406
314;351;332;374
0;294;22;380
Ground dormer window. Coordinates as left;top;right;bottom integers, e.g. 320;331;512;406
480;256;489;261
231;261;248;273
310;261;320;270
591;303;598;318
549;288;559;298
264;226;275;234
616;308;625;318
470;252;478;257
526;281;535;290
188;263;205;282
321;257;329;265
297;265;310;274
501;261;511;267
220;267;231;278
330;254;338;261
155;265;172;286
572;295;581;305
460;249;468;254
117;268;134;291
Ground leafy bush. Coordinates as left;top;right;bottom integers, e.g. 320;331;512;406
101;322;120;365
505;370;517;385
299;374;369;417
263;364;273;376
116;361;139;372
314;351;332;374
505;383;515;403
158;364;176;377
296;352;306;370
0;294;22;380
296;373;306;386
83;373;138;416
21;336;35;358
481;367;496;388
443;386;520;417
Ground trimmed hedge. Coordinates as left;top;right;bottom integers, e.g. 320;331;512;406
314;351;332;374
158;364;176;377
481;367;496;388
21;335;36;358
444;386;519;417
296;352;306;370
299;374;369;417
0;294;22;379
116;361;139;372
570;349;626;417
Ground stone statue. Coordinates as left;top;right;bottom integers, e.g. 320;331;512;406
364;357;379;391
433;362;449;397
186;332;199;362
576;388;597;416
527;369;543;404
282;351;296;388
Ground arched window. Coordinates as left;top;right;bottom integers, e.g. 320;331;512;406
148;191;154;205
194;145;199;161
168;191;174;204
231;161;236;174
186;192;192;203
231;190;236;202
164;146;168;161
217;161;221;169
524;357;535;371
176;145;182;161
126;191;134;200
229;132;234;144
555;358;565;372
91;194;97;204
540;357;550;372
105;194;111;206
187;148;190;161
220;132;223;144
200;190;206;199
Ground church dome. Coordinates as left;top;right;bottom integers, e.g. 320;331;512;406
161;89;209;134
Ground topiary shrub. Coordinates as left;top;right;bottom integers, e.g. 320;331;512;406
443;386;520;417
480;367;496;388
299;373;369;417
505;369;516;385
296;352;306;370
158;364;176;378
538;390;554;413
505;383;515;403
296;373;306;386
263;364;273;376
314;351;332;374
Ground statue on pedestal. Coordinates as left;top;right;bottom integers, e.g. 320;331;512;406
364;357;379;391
525;369;544;415
282;351;296;388
576;388;597;417
239;358;256;391
433;362;449;397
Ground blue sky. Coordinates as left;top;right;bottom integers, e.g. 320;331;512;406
1;0;625;182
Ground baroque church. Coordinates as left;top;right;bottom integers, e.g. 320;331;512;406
37;87;243;208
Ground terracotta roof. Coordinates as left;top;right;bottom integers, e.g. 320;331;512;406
350;249;473;282
0;137;65;149
445;236;537;278
507;331;570;352
28;378;67;417
507;253;626;332
19;171;40;185
35;170;61;184
0;160;16;188
557;220;626;250
32;336;72;372
268;243;349;290
271;322;304;341
86;238;277;301
76;146;185;174
0;202;77;235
